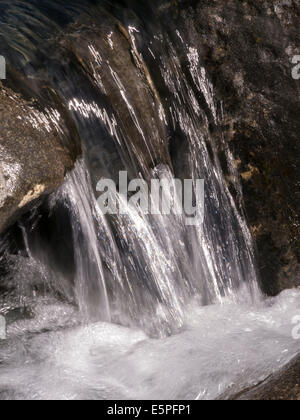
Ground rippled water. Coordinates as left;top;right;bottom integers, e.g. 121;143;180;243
0;288;299;400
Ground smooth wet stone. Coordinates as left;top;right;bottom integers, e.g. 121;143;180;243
63;10;171;179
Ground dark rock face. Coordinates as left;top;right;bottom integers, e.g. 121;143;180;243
236;355;300;400
60;10;171;185
66;13;170;169
174;0;300;295
0;83;74;233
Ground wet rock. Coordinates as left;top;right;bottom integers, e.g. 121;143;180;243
173;0;300;294
62;10;171;178
236;355;300;400
0;83;74;234
4;307;35;326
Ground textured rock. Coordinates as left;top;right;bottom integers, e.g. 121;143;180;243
62;10;171;178
172;0;300;295
0;83;74;233
236;355;300;400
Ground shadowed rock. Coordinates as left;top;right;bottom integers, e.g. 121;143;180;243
235;355;300;400
166;0;300;295
62;9;171;179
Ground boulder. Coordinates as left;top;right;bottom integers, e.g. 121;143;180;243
0;83;74;233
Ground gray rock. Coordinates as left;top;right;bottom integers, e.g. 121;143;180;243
0;83;74;233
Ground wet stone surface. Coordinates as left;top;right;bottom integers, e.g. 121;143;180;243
0;83;74;234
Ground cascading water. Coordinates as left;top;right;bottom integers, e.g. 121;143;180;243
40;3;262;336
56;163;111;323
0;0;299;400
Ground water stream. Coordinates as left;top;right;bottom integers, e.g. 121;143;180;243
0;0;299;400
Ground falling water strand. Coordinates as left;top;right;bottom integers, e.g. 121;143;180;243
57;163;111;322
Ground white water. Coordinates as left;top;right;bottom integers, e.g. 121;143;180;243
49;155;261;338
0;288;299;400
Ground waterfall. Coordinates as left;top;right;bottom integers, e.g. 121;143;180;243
43;19;262;336
55;163;111;322
0;0;261;337
1;0;300;402
51;51;263;333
